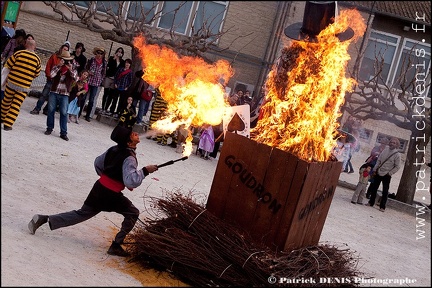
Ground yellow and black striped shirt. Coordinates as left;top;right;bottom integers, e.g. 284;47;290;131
5;49;41;89
149;89;168;126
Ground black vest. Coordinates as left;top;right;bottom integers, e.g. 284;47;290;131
103;146;136;183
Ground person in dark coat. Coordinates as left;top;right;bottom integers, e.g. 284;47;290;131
71;42;87;74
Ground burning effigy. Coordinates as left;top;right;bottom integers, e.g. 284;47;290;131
251;4;365;162
127;1;366;286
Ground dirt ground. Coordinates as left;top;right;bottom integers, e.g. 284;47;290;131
1;96;430;287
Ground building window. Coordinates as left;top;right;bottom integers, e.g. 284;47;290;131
64;1;228;41
193;2;227;41
64;1;90;9
157;1;227;37
359;30;399;85
64;1;119;14
95;1;119;15
360;31;431;98
126;1;158;24
358;128;373;143
376;133;407;153
391;39;431;96
157;1;193;35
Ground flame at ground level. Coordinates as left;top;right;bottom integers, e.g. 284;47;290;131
251;9;365;162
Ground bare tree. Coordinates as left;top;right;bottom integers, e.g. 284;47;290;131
344;44;431;205
41;1;246;61
42;0;257;97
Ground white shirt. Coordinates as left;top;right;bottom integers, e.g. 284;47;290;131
373;146;401;176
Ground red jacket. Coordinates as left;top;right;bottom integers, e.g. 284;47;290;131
45;53;61;80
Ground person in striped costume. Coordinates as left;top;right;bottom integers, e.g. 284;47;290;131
1;39;41;131
147;87;167;140
148;87;167;127
145;88;177;147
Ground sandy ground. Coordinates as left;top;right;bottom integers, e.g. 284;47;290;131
1;96;431;287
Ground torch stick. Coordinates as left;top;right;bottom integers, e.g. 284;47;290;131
157;156;188;168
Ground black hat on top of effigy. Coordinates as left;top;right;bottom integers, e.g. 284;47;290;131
284;1;354;42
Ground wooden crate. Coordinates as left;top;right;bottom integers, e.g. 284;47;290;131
206;132;342;252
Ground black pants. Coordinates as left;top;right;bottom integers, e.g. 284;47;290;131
115;90;129;115
48;181;139;244
209;141;221;158
368;174;392;209
344;154;354;172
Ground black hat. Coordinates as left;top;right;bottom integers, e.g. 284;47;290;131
284;1;354;42
14;29;26;38
110;125;133;146
75;42;86;53
135;69;144;78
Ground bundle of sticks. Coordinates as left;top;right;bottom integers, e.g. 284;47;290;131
127;190;363;287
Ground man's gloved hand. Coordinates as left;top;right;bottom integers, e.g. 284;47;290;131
142;165;158;176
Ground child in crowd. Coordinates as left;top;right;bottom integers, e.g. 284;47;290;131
351;163;373;204
198;124;215;160
175;124;188;154
117;96;136;128
68;79;87;124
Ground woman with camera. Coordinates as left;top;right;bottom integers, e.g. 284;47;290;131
44;50;79;141
30;44;70;115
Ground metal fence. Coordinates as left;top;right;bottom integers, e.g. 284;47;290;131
30;64;47;91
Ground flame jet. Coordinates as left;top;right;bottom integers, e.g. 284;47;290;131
133;36;233;156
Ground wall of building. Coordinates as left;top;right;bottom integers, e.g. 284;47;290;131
221;1;279;57
372;14;431;43
16;10;131;60
213;1;287;98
